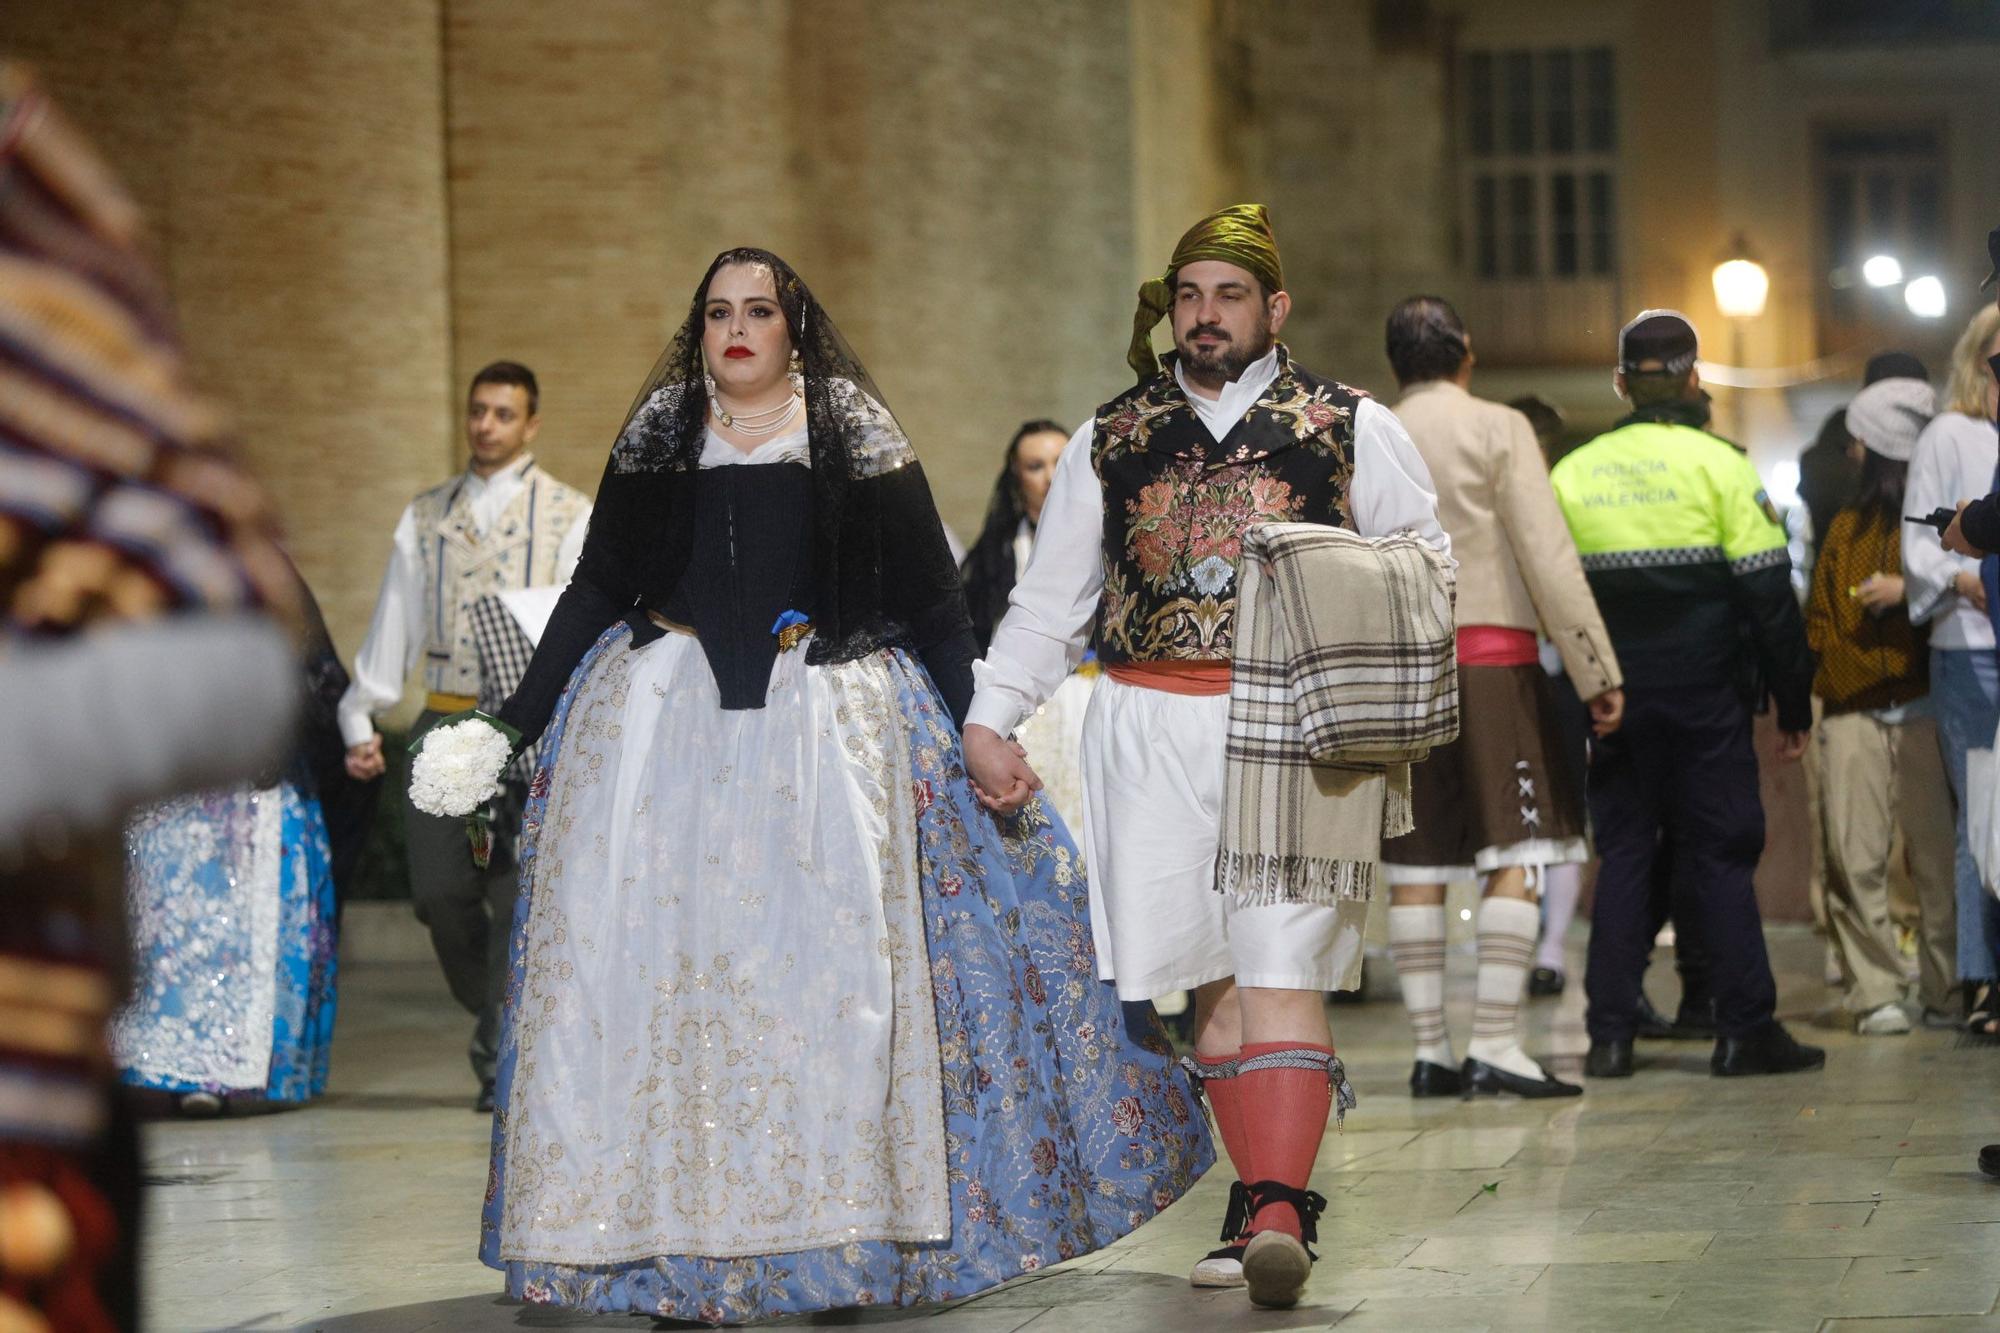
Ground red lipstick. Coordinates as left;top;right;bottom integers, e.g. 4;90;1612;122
723;346;754;359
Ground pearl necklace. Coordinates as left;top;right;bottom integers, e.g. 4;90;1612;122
712;390;801;437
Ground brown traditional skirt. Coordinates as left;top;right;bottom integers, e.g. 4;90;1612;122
1382;662;1588;875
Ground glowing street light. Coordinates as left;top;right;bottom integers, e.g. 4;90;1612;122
1904;275;1948;319
1713;254;1770;320
1862;254;1904;288
1711;237;1766;441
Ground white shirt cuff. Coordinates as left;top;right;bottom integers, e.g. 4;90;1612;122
337;698;377;749
964;692;1024;737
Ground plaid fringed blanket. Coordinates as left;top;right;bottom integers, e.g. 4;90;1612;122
1217;523;1458;907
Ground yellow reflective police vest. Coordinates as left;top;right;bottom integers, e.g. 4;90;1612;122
1550;421;1787;576
1549;418;1809;706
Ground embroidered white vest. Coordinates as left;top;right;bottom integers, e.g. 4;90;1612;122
408;464;590;696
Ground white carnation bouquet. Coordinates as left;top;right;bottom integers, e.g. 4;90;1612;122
408;711;521;866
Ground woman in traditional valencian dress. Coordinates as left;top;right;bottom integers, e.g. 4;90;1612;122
111;579;344;1115
451;249;1208;1322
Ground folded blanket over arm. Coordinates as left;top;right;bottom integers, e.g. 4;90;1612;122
1218;523;1458;907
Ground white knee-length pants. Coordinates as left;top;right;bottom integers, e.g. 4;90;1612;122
1078;676;1368;1001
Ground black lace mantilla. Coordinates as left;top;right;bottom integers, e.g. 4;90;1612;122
498;248;975;744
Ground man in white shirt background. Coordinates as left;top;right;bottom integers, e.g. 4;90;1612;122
340;361;592;1111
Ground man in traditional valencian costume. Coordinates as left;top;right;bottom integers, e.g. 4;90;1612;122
338;362;591;1112
964;206;1451;1308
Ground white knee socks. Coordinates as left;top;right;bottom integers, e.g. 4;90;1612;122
1468;895;1545;1079
1388;904;1451;1066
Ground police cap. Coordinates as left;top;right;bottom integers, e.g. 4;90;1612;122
1618;309;1699;377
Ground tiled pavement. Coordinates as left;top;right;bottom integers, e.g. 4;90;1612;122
140;924;2000;1331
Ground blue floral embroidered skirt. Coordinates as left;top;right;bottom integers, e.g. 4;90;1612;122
112;782;338;1103
480;626;1211;1322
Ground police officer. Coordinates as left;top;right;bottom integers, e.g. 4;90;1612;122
1551;310;1823;1078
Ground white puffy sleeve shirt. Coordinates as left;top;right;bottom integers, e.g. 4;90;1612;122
335;464;592;746
966;366;1450;738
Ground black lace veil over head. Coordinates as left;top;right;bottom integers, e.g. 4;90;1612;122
607;247;915;486
506;247;976;744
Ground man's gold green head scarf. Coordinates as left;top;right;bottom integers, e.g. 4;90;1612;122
1127;203;1285;381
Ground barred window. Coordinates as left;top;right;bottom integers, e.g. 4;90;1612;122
1772;0;2000;48
1820;127;1945;282
1462;47;1618;282
1818;125;1947;344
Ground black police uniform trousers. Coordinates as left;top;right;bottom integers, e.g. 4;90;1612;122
1644;843;1712;1011
1553;671;1712;1004
1584;681;1777;1042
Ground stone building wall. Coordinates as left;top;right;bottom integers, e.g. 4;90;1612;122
1219;0;1455;396
442;0;1140;542
7;0;1415;639
0;1;457;659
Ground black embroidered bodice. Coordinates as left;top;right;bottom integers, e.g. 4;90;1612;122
496;449;975;745
655;461;817;710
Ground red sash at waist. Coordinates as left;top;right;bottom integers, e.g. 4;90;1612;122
1457;624;1539;667
1105;660;1233;696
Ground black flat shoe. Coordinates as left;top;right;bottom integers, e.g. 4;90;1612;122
1583;1040;1633;1078
1980;1145;2000;1179
1636;993;1706;1040
1460;1056;1582;1099
475;1081;497;1114
1408;1060;1462;1097
1528;966;1565;997
1711;1022;1825;1077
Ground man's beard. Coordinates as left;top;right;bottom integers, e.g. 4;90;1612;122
1177;320;1274;383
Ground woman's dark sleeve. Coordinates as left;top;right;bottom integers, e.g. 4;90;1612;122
918;629;978;730
496;467;646;747
878;460;977;727
286;563;352;790
495;574;624;748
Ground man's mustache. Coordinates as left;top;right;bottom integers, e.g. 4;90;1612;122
1185;325;1230;343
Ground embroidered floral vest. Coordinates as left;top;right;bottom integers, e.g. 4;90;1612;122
408;462;591;696
1091;348;1363;662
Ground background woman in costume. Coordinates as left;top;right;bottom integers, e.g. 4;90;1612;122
961;419;1098;834
457;249;1207;1322
110;568;344;1115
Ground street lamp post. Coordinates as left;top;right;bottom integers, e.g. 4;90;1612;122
1712;235;1769;437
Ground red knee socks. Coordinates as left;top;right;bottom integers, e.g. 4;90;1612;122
1192;1051;1255;1249
1192;1050;1253;1181
1234;1041;1340;1239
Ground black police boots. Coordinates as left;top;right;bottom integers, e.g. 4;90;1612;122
1711;1022;1825;1077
